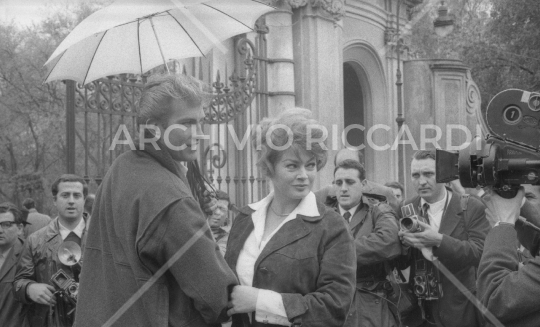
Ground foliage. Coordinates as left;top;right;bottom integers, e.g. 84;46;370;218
0;0;110;212
409;0;540;106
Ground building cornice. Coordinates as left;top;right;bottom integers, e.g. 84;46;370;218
286;0;345;21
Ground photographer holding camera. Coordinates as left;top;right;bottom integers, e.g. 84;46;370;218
477;186;540;326
14;174;89;327
398;150;490;327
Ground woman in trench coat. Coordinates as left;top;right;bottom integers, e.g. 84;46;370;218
225;108;357;327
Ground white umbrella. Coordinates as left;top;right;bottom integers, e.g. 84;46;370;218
44;0;274;85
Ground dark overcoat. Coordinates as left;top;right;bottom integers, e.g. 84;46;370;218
225;201;357;327
477;225;540;326
74;144;237;327
400;192;490;327
0;238;28;327
14;217;88;327
336;201;402;327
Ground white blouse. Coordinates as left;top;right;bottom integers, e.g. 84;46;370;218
236;191;320;325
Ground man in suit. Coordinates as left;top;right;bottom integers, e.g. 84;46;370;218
328;159;402;327
0;202;27;326
398;150;490;327
477;186;540;326
22;198;51;238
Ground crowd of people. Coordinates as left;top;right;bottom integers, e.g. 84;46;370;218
1;73;539;327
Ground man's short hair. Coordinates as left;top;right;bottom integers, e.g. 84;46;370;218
51;174;88;198
412;149;436;161
334;159;366;180
22;198;36;210
137;73;212;127
333;148;364;166
385;181;404;193
0;202;26;225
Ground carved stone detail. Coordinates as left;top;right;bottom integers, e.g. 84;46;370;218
288;0;309;8
287;0;345;20
465;70;481;116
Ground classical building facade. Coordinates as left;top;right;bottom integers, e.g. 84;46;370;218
68;0;481;206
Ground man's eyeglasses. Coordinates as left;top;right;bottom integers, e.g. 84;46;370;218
0;221;17;229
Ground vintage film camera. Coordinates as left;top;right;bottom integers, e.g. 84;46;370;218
413;257;443;300
50;269;79;304
51;241;82;306
436;89;540;198
400;204;443;300
399;203;428;233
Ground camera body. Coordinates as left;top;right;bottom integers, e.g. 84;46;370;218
50;269;79;303
399;203;428;233
399;204;443;300
413;258;442;300
436;89;540;198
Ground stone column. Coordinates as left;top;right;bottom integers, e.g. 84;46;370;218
403;58;481;195
265;1;296;116
290;0;345;189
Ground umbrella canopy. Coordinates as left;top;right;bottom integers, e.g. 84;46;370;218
44;0;273;85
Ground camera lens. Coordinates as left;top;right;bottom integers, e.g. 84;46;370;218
401;218;416;231
529;95;540;112
68;284;78;295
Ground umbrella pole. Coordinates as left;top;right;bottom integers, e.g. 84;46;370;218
149;17;170;74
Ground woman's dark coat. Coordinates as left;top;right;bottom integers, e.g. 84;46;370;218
225;201;357;327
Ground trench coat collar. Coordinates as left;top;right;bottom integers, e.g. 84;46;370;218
349;201;370;231
231;193;328;271
138;138;186;180
236;191;326;226
410;189;463;236
0;237;23;281
43;216;89;250
246;191;321;220
327;197;369;231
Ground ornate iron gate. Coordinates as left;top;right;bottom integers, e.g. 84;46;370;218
65;21;269;210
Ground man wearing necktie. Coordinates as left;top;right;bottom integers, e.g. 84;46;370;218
14;174;89;327
398;150;490;327
326;159;401;327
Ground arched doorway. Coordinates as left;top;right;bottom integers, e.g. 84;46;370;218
343;42;394;183
343;62;365;149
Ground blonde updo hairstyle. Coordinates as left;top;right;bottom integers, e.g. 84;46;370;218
253;108;328;178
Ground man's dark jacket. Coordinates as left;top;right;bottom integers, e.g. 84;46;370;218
399;192;490;327
326;198;401;327
14;217;87;327
477;224;540;326
1;238;28;326
74;145;237;327
225;201;357;327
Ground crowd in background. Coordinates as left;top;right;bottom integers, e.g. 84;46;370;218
1;73;539;327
